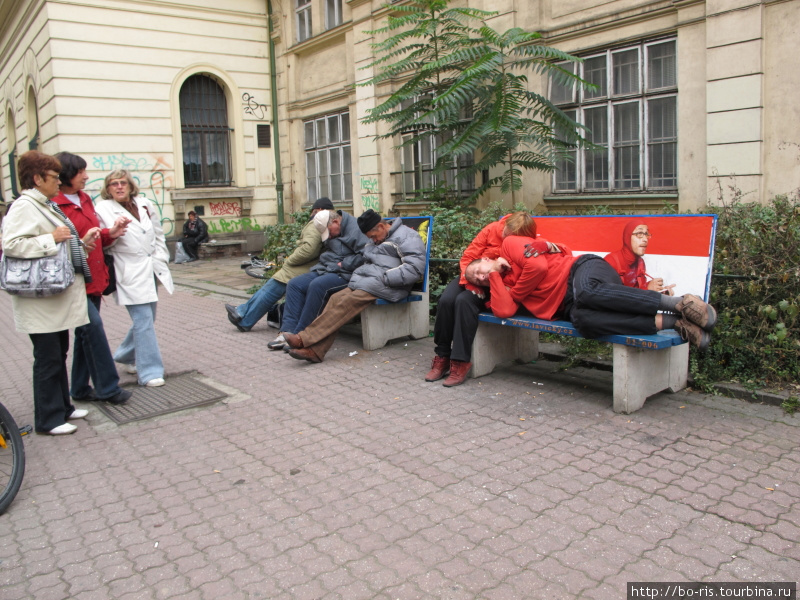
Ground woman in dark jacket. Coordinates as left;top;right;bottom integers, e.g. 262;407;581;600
53;152;132;405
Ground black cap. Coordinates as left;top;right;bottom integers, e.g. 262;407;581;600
357;209;382;233
312;197;334;211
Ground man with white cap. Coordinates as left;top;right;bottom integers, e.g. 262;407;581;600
270;207;368;350
224;197;334;337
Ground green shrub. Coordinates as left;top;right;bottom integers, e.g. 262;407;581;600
692;196;800;388
261;208;311;264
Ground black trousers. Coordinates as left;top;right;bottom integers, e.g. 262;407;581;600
183;236;200;259
29;330;75;432
565;255;662;338
433;276;486;363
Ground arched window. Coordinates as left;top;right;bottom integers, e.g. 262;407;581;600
179;74;232;187
6;109;19;198
26;87;39;151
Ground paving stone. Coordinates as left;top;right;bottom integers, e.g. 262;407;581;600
1;257;798;599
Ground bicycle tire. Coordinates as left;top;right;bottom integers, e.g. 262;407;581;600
245;265;270;279
0;401;25;515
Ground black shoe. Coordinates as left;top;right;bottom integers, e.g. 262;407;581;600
103;389;132;405
225;304;250;332
71;390;98;402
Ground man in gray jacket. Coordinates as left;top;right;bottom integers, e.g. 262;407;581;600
283;210;426;363
274;209;369;348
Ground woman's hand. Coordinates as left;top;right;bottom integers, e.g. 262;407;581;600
108;216;131;239
82;227;101;253
52;225;72;243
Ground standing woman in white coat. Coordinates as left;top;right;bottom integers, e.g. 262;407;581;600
95;170;174;387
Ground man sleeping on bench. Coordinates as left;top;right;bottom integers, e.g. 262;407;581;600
464;233;718;351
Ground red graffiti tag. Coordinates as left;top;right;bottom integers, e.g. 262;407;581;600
209;201;242;217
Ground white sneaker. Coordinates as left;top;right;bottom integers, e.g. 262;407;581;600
117;363;137;374
68;409;89;420
145;378;165;387
48;423;77;435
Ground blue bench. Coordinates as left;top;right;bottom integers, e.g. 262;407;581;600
360;215;433;350
470;214;718;414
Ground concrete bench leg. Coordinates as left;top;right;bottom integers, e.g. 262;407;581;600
471;322;539;378
359;292;427;351
612;343;689;414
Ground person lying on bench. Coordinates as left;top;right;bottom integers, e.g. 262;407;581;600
282;210;426;364
465;235;718;350
604;220;675;295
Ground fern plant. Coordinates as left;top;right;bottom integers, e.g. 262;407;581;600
360;0;588;204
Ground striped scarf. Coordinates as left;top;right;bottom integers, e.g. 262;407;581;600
21;189;92;284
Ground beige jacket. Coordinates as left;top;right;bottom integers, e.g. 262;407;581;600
272;219;324;285
1;190;89;334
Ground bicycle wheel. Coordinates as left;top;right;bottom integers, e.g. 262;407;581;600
0;402;25;515
245;264;270;279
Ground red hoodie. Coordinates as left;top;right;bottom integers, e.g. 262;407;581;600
486;236;576;320
53;190;113;296
604;220;648;289
458;216;509;293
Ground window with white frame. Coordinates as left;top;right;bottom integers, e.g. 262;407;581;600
550;38;677;192
397;98;475;200
326;0;342;29
305;112;352;202
296;0;312;42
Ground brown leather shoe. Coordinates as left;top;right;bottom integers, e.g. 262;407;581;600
283;332;304;349
674;319;711;351
442;360;471;387
424;356;450;382
676;294;717;332
288;347;322;363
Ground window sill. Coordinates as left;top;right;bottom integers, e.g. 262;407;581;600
171;187;255;215
544;193;678;213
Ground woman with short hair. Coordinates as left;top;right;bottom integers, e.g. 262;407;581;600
1;151;96;434
95;170;173;387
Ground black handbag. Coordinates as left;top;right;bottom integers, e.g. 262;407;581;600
102;253;116;296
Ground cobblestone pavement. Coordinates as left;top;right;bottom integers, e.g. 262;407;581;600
0;257;798;599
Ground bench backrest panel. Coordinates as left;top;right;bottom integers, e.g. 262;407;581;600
533;214;717;300
382;215;433;293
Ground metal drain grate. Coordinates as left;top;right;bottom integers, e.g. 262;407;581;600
94;372;228;425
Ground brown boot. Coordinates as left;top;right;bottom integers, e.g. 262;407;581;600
283;332;304;349
424;356;450;382
442;360;471;387
288;347;322;363
674;319;711;351
676;294;717;332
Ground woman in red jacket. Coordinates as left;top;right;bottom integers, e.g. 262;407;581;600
604;221;674;295
53;152;132;405
424;212;558;388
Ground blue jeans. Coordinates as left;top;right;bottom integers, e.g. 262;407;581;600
281;272;348;334
236;278;287;329
71;296;123;400
113;302;164;385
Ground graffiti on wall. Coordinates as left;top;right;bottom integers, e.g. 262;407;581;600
87;154;175;236
207;218;263;234
209;201;242;217
360;176;380;212
242;92;267;120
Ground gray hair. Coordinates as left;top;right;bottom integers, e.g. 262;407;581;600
100;169;139;200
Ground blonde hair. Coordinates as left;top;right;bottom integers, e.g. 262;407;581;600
101;169;139;200
503;212;537;238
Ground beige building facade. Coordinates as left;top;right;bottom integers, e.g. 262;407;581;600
270;0;800;215
1;0;277;247
2;0;799;234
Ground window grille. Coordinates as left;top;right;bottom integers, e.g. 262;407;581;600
304;112;351;202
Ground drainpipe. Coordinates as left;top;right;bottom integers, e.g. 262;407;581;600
267;0;285;223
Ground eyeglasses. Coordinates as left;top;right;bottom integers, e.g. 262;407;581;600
45;172;60;181
632;231;652;239
109;180;129;187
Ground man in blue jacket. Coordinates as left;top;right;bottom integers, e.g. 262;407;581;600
271;209;369;349
283;209;426;363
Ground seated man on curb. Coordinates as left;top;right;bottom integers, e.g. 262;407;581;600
465;234;718;350
282;209;426;363
270;208;369;350
224;197;334;333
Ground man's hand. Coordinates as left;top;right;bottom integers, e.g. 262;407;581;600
493;256;511;272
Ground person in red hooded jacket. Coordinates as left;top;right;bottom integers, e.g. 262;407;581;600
604;221;674;295
424;213;563;388
53;152;132;406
